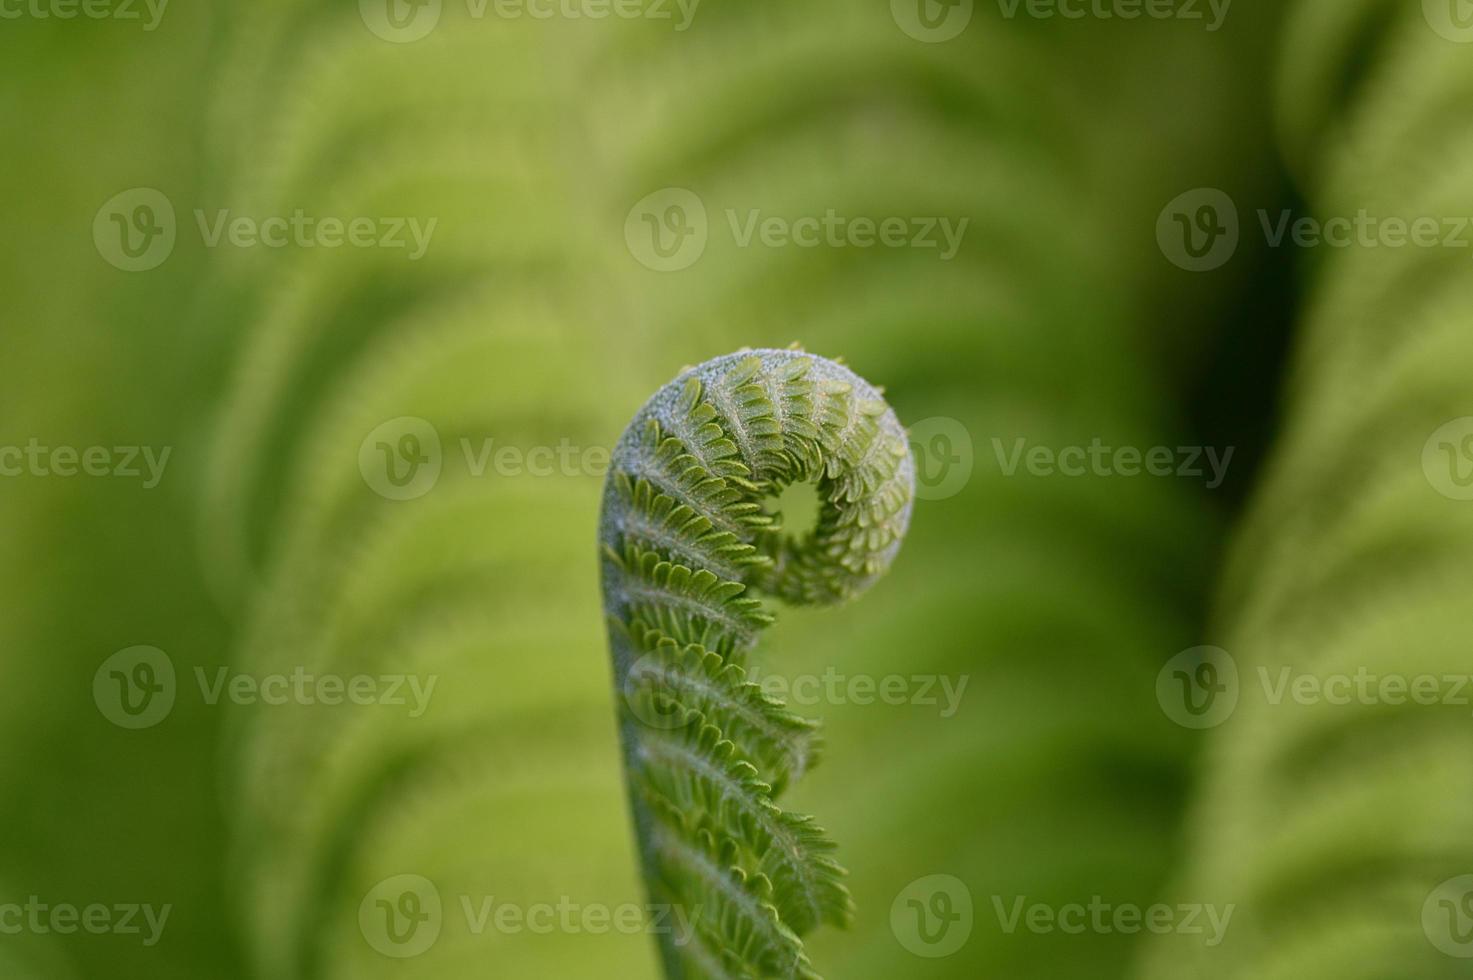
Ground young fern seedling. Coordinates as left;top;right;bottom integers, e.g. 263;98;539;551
600;348;915;979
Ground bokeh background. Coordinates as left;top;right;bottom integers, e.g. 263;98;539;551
4;1;1473;978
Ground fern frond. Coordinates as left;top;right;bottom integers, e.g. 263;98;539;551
1136;6;1473;980
602;349;913;978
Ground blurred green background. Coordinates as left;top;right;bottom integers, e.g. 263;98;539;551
4;1;1473;978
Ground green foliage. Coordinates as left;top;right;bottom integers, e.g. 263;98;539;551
1136;5;1473;979
601;350;914;978
19;3;1439;980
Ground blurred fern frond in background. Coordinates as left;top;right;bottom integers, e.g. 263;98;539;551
1138;3;1473;979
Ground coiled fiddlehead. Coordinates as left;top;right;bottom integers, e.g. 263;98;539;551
600;348;915;979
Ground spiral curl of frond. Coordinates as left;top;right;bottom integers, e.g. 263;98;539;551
601;349;914;979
